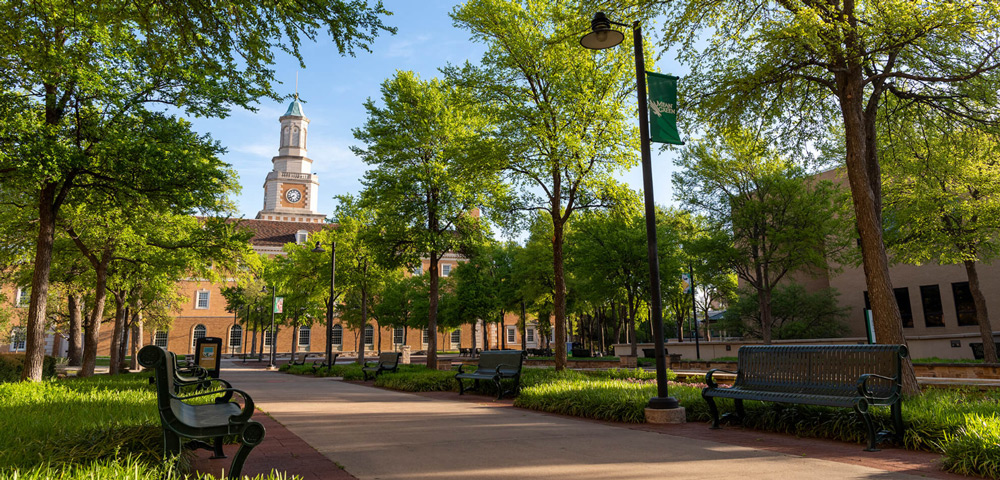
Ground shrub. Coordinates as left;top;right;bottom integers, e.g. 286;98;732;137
6;454;302;479
0;353;58;383
375;368;456;392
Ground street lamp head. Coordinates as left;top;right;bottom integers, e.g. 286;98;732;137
311;241;325;253
580;12;625;50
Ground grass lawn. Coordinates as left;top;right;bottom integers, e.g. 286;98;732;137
0;373;295;479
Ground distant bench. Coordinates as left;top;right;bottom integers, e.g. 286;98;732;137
362;352;401;380
702;344;907;451
455;350;524;400
139;346;265;480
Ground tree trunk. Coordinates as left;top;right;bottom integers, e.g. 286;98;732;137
427;251;439;367
965;260;997;363
837;58;917;394
627;291;638;357
129;308;143;371
552;211;567;371
80;261;110;377
22;183;58;381
759;287;773;344
67;293;83;366
357;289;368;365
109;292;126;375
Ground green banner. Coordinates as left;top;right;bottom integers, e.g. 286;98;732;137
274;296;284;314
646;72;684;145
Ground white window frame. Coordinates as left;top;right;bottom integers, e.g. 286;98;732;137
229;325;242;350
393;327;404;345
526;327;536;343
421;328;429;346
263;329;275;348
331;325;343;347
450;329;461;348
195;290;210;309
441;264;451;277
15;288;29;308
192;324;206;349
298;326;310;350
154;331;169;348
10;327;26;352
296;230;308;245
506;326;517;344
363;325;374;346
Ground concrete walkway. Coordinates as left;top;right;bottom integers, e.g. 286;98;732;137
214;361;959;480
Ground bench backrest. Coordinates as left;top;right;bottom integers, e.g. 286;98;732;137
475;350;524;376
138;345;183;420
736;345;907;397
378;352;401;368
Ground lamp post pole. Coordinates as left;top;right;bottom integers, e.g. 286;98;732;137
267;286;277;370
312;242;337;368
689;262;700;359
581;12;678;411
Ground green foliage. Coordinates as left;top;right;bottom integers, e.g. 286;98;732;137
942;413;1000;478
374;368;457;392
6;454;301;480
720;285;849;340
0;354;57;383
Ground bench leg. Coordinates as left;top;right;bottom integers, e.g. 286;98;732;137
855;402;880;452
704;394;721;429
494;377;503;401
229;421;266;480
891;401;904;444
734;399;746;422
211;436;227;459
457;378;466;395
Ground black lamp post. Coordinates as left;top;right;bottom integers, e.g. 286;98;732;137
581;12;679;410
312;241;337;368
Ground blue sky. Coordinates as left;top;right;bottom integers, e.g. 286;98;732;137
184;1;686;234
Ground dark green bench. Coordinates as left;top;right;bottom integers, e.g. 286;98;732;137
311;353;341;373
703;344;908;451
139;345;265;479
455;350;524;400
362;352;401;380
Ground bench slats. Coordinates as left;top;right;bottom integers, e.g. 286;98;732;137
455;350;524;400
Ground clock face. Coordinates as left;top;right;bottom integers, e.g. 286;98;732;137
285;188;302;203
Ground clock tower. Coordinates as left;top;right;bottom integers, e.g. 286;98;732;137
256;96;326;223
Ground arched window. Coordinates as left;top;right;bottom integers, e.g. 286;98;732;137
10;327;26;352
292;126;300;147
298;326;310;350
451;329;461;347
331;325;343;346
192;324;206;349
363;325;374;346
281;126;290;147
229;325;243;352
154;331;168;348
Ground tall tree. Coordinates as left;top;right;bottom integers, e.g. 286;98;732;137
881;108;1000;362
450;0;649;370
352;71;503;367
662;0;1000;384
1;0;393;381
674;127;848;344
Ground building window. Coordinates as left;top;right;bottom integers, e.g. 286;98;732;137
15;288;29;308
263;329;275;347
10;327;26;352
422;328;429;345
920;285;945;327
154;331;169;348
364;325;374;346
296;230;308;245
506;326;517;344
413;266;422;276
442;264;451;277
894;287;914;328
393;327;404;345
192;324;206;348
298;326;310;349
195;291;210;309
229;325;242;350
331;325;343;346
952;282;978;326
451;329;461;347
526;327;536;343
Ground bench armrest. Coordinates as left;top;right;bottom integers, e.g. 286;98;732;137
494;364;519;376
175;387;257;423
856;373;899;398
705;369;737;388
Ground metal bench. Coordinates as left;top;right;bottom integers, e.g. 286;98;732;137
362;352;401;380
454;350;524;400
702;344;908;451
969;342;1000;360
139;345;265;479
310;353;341;373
